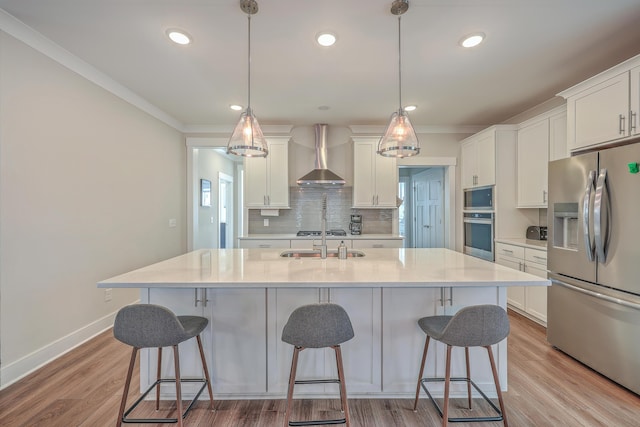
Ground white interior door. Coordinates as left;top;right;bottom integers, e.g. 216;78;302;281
413;168;444;248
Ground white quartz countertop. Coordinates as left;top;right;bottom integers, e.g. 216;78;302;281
494;238;548;250
98;248;549;289
239;234;404;240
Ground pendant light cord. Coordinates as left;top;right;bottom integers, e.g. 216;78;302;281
398;15;402;113
247;14;252;111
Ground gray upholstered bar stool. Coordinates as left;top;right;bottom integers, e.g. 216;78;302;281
281;303;355;427
113;304;214;427
413;304;510;427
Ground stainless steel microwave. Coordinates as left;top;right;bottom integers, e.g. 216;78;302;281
463;186;494;210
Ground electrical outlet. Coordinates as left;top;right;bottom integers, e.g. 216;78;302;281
168;218;177;228
264;218;269;227
104;288;112;302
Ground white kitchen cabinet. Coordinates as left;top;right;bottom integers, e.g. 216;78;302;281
461;131;495;189
267;287;382;394
244;137;289;208
238;239;290;249
495;242;547;325
516;107;567;208
352;137;397;208
559;55;640;151
351;238;403;249
631;65;640;138
142;286;268;397
290;238;352;250
549;110;568;161
381;287;504;395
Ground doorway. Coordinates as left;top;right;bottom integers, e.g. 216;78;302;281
399;167;446;248
218;172;233;248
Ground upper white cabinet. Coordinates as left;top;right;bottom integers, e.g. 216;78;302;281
352;137;397;208
516;107;567;208
244;137;290;208
559;55;640;152
461;130;496;189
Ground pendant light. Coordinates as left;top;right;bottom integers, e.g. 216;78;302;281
227;0;268;157
378;0;420;158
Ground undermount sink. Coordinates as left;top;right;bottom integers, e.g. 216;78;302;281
280;249;365;258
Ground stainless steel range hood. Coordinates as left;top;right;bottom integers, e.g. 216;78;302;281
297;124;346;187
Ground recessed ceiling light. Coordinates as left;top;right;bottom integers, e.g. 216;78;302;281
404;105;417;112
460;33;485;48
167;29;191;45
316;32;337;47
230;104;243;111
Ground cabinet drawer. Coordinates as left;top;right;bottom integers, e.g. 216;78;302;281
525;248;547;266
352;239;403;249
495;243;524;259
239;239;290;249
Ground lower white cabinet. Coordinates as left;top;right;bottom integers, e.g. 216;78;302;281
352;239;403;249
495;242;548;325
238;239;290;249
381;286;505;395
141;285;505;398
142;287;267;397
267;287;382;394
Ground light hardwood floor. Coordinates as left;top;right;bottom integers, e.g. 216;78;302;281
1;310;639;426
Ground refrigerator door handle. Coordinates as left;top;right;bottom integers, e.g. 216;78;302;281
594;168;610;263
583;170;596;261
551;279;640;311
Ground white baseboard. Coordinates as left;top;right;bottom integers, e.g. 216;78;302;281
1;310;118;389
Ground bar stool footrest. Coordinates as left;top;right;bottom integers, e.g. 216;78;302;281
420;377;504;423
289;418;347;426
122;378;209;424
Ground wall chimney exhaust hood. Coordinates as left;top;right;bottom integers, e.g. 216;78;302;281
297;124;346;187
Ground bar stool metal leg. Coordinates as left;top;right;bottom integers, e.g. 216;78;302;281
486;345;509;427
172;345;184;427
442;345;453;427
465;347;472;410
196;335;215;410
156;348;162;411
283;346;301;427
334;345;350;427
116;347;138;427
413;335;431;411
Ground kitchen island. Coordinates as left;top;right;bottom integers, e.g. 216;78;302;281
99;248;549;400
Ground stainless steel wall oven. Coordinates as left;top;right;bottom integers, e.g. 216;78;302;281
463;211;494;261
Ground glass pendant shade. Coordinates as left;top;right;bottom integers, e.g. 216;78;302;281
378;6;420;158
378;109;419;158
228;107;268;157
227;6;268;158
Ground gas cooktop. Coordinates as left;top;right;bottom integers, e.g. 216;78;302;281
296;229;347;237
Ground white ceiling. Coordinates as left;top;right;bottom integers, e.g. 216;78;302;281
2;0;640;130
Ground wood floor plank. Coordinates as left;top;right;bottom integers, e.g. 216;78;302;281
1;310;639;426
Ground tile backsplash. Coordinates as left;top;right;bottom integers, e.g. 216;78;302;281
248;187;393;234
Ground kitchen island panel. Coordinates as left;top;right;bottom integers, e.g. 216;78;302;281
142;287;268;397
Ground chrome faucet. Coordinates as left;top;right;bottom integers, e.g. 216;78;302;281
313;193;328;259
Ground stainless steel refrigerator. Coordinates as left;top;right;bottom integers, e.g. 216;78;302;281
547;141;640;395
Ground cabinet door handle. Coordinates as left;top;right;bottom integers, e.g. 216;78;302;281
631;111;637;134
533;255;546;262
502;249;514;254
195;288;208;307
543;190;547;203
619;114;626;135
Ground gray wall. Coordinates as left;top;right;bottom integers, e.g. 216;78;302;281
0;32;186;387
